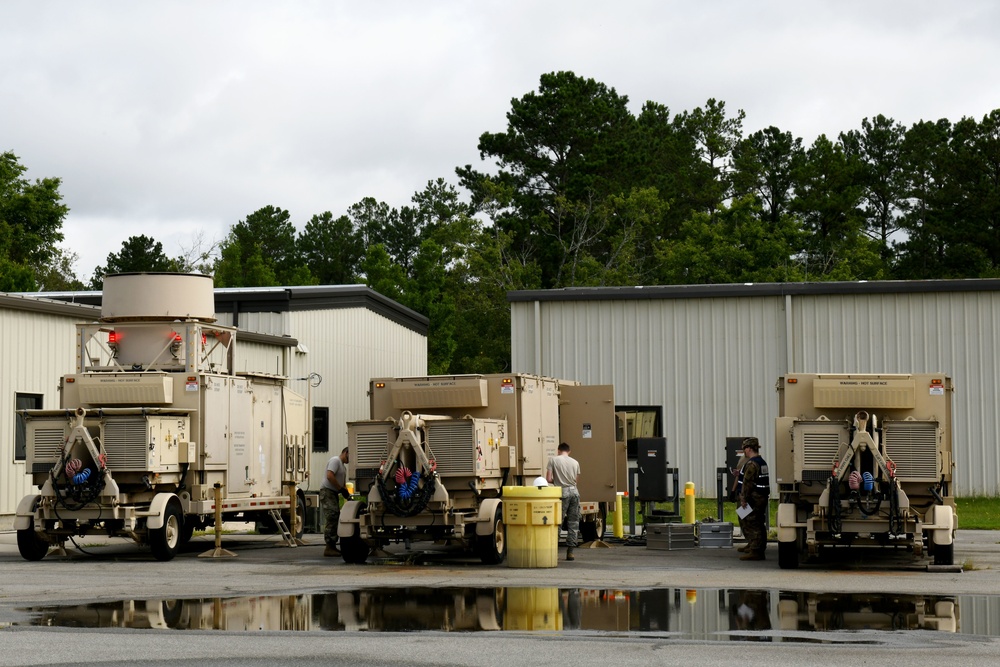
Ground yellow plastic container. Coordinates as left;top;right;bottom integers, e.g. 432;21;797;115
503;587;563;630
502;485;562;568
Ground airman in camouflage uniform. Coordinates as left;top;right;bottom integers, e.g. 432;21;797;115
738;437;770;561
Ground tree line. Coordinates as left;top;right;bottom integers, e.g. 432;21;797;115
3;71;1000;373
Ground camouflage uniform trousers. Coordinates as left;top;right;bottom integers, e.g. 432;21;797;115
319;487;342;548
742;493;769;555
562;492;581;549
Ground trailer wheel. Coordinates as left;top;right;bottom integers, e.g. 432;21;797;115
150;502;183;561
17;515;49;562
581;502;607;542
340;503;371;564
289;494;306;539
341;526;370;564
478;504;507;564
178;518;196;547
778;540;799;569
933;541;954;566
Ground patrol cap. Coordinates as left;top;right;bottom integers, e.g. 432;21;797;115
741;437;760;451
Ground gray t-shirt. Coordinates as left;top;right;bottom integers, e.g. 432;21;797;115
321;455;347;491
546;454;580;497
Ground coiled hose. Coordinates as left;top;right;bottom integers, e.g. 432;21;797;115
377;460;436;517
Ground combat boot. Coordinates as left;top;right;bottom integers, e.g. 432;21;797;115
566;547;575;561
324;545;341;557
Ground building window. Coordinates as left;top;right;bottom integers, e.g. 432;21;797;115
312;406;330;453
15;393;43;462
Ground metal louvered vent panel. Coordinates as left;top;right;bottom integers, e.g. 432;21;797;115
103;417;150;470
30;427;66;474
425;420;476;476
802;431;843;469
31;427;65;463
884;421;940;481
355;429;392;468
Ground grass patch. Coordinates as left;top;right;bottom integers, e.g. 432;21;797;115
955;496;1000;530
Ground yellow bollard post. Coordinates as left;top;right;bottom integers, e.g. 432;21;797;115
684;481;696;524
613;492;624;538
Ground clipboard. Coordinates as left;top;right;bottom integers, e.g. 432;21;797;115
736;504;753;520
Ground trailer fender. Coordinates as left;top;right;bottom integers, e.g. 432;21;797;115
930;504;955;546
337;500;364;538
777;503;800;543
146;493;180;530
476;498;502;537
14;494;41;530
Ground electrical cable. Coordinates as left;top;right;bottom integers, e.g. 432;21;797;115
828;476;842;535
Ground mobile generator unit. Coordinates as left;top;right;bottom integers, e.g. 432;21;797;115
338;374;624;564
774;373;956;569
14;273;309;561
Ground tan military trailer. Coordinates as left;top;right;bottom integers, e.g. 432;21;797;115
14;273;309;561
338;374;624;563
774;373;956;569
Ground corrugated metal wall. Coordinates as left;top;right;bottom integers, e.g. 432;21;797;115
0;309;81;527
215;311;289;338
234;339;292;377
288;307;427;490
512;288;1000;497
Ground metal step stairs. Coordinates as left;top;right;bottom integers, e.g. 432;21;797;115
269;508;297;547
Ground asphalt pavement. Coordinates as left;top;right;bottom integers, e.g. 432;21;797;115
1;527;999;666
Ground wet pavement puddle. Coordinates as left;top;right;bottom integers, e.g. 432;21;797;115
9;587;1000;642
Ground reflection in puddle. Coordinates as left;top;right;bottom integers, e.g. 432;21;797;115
14;588;996;640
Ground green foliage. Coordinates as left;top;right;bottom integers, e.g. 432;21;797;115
213;205;314;287
655;197;805;284
0;257;35;292
90;234;179;289
0;151;70;290
299;212;363;285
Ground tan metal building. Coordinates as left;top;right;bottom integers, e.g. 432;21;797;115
509;279;1000;497
0;284;427;528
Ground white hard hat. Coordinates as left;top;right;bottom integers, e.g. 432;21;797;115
532;476;549;487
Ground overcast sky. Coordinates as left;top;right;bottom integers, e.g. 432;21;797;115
3;1;999;284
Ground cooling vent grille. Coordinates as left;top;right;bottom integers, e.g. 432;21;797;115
802;430;843;469
103;417;149;470
355;429;391;468
31;428;64;462
884;421;939;481
425;420;475;476
30;427;65;474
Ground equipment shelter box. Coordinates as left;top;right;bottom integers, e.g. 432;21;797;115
646;523;696;550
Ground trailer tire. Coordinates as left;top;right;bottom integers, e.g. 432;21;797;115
290;494;306;539
478;504;507;565
933;541;954;566
178;518;196;547
17;516;49;562
150;501;183;561
341;527;370;564
778;540;799;569
160;599;184;628
581;503;607;542
340;503;371;564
